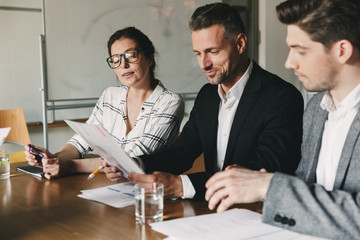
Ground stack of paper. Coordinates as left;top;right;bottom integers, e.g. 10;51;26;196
150;208;300;240
78;182;135;208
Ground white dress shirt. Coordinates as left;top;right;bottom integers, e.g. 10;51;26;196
316;83;360;191
181;61;253;198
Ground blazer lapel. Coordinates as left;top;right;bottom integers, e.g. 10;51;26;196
333;110;360;189
223;64;262;168
204;85;221;172
302;107;328;183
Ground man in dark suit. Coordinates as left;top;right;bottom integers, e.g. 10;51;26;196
105;3;304;199
205;0;360;239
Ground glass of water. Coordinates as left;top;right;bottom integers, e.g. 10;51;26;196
134;183;164;224
0;151;10;179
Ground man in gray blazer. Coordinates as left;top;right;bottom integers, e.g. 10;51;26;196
205;0;360;239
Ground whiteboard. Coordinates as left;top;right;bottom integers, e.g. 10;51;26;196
44;0;210;100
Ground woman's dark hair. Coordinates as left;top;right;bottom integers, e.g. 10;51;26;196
276;0;360;52
107;27;157;82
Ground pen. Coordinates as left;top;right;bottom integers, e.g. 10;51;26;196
87;166;104;180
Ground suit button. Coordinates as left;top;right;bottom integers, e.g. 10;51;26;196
288;219;296;226
281;217;289;224
274;214;282;222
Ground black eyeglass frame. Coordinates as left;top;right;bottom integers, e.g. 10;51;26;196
106;49;143;69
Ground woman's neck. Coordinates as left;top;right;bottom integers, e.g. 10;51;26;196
127;79;157;102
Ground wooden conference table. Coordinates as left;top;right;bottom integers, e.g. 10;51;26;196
1;162;325;240
0;162;263;240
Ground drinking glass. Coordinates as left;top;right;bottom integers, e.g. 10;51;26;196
0;151;10;179
134;183;164;224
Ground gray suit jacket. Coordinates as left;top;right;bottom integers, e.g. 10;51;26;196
262;92;360;239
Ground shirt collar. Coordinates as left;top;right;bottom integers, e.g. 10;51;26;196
145;80;165;103
320;83;360;113
320;92;336;112
217;60;253;102
120;80;164;104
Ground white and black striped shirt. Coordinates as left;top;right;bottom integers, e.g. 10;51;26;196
68;82;184;158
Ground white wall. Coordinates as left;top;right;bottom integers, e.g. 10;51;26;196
0;0;42;123
0;0;49;149
259;0;297;86
258;0;310;104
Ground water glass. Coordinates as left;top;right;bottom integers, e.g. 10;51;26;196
135;183;164;224
0;151;10;179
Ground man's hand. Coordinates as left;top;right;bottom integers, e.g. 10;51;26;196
129;171;183;198
205;165;273;213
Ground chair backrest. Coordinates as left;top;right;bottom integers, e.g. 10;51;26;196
182;153;205;174
0;108;31;145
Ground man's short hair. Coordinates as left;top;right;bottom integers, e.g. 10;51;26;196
276;0;360;52
189;2;246;38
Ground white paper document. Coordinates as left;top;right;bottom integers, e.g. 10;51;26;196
0;127;11;148
65;120;144;177
78;182;135;208
150;208;300;240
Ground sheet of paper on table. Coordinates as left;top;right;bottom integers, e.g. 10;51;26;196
78;182;134;208
150;208;300;240
65;120;144;178
0;127;11;148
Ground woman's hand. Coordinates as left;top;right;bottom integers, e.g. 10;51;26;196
25;144;61;179
25;144;53;167
101;160;125;182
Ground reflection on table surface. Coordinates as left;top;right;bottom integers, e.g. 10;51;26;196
0;162;263;240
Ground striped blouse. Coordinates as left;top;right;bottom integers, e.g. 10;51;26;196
68;82;184;158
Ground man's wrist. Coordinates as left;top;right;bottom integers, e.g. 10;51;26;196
175;175;184;198
260;173;274;200
179;175;196;199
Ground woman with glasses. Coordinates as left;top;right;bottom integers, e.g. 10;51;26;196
25;27;184;180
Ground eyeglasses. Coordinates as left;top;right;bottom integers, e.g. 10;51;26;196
106;49;142;69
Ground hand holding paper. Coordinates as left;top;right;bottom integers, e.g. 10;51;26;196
65;120;144;178
101;160;126;182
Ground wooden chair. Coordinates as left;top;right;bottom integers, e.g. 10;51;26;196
183;153;205;174
0;108;31;145
0;108;31;163
177;131;205;174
